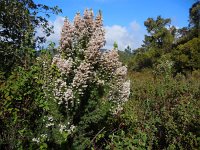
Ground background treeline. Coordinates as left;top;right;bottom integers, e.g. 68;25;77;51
0;0;200;149
120;1;200;74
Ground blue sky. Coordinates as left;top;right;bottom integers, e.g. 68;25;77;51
35;0;194;50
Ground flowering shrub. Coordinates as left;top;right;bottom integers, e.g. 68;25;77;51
36;9;130;148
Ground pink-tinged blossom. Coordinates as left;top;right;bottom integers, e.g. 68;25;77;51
116;66;127;77
71;61;92;93
100;49;122;73
53;79;74;108
83;9;94;31
109;80;130;114
94;11;103;29
74;12;84;35
45;9;130;117
60;18;74;55
119;80;131;103
83;11;105;64
52;55;73;75
84;30;105;63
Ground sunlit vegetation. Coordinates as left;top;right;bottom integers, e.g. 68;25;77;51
0;0;199;149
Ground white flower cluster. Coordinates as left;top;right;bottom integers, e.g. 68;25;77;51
116;66;128;77
100;49;122;73
84;12;105;64
73;13;85;36
59;123;67;134
118;80;131;104
60;19;74;55
109;79;130;115
58;123;75;135
67;125;76;134
44;9;130;118
102;52;130;114
112;104;123;115
53;79;74;108
32;137;40;144
52;55;73;76
72;61;92;92
45;115;55;128
32;134;48;144
154;59;174;77
83;9;94;28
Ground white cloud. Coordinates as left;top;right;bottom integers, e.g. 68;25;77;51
130;21;141;31
47;16;65;46
104;21;146;50
104;25;134;50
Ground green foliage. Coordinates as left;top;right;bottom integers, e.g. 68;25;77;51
124;45;132;54
0;50;66;149
189;1;200;37
132;52;153;71
1;1;200;149
0;0;61;75
107;70;200;149
0;63;45;149
113;41;119;50
118;50;133;67
144;16;174;51
172;37;200;73
126;16;176;71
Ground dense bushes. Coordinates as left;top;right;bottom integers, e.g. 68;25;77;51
0;1;200;149
0;64;45;149
105;68;200;149
172;37;200;73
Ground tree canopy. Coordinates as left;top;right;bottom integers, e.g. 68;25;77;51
0;0;61;74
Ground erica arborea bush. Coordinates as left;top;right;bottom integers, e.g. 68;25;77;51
37;9;130;147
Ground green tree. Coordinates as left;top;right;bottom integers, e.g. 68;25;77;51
172;37;200;73
0;0;61;74
171;1;200;73
143;16;175;52
124;45;132;54
175;1;200;46
130;16;176;71
189;1;200;37
113;41;118;50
